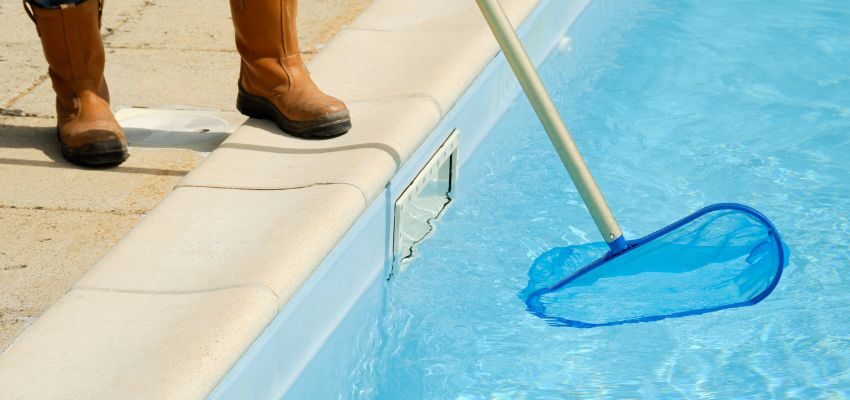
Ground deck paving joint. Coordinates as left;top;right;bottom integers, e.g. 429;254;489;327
73;285;281;305
178;181;369;204
0;204;146;217
104;45;237;54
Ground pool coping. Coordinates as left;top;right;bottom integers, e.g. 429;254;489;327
0;0;580;398
210;0;590;397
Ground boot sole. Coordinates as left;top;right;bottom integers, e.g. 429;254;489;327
59;131;129;168
236;88;351;139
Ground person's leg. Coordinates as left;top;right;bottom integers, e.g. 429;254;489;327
28;0;85;8
24;0;128;166
229;0;351;139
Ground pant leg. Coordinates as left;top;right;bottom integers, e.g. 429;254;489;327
28;0;86;8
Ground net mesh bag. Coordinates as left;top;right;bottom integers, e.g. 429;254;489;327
522;205;788;328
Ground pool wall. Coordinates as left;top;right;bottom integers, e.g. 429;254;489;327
209;0;590;398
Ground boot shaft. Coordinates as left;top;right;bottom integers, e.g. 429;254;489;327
27;0;107;103
230;0;308;98
230;0;300;61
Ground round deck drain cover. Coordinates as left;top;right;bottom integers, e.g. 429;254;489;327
121;113;231;149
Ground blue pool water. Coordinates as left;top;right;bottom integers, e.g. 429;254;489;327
349;0;850;398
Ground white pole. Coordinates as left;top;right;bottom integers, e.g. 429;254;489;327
475;0;623;244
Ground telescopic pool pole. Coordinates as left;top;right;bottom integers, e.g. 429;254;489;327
475;0;627;252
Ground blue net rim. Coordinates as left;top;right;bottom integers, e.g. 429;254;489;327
525;203;787;328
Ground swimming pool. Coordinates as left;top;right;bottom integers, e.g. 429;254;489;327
344;0;850;398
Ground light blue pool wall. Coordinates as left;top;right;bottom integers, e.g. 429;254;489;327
208;0;590;398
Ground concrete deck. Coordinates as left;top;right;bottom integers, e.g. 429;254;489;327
0;0;371;353
0;0;544;398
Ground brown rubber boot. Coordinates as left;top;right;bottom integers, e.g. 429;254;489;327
25;0;128;166
229;0;351;139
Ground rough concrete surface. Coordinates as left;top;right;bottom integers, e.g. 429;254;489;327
0;0;371;352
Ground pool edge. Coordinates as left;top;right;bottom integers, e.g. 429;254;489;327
209;0;590;398
0;1;588;399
